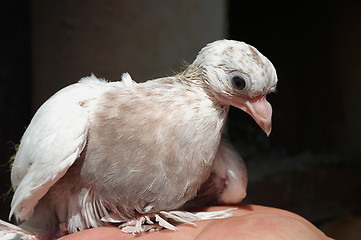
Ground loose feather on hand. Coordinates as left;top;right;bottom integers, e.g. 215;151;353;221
1;40;277;239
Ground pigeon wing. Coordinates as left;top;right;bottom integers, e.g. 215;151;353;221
212;137;248;204
9;76;106;221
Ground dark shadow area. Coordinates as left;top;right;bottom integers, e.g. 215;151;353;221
0;0;31;221
228;1;361;238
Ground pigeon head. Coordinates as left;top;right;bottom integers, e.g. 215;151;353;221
189;40;278;136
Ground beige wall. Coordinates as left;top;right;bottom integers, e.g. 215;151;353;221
31;0;227;111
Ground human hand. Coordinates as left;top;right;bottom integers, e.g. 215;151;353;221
58;205;332;240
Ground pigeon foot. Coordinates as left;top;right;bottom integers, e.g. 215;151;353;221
102;208;236;234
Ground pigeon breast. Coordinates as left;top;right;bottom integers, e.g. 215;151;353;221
77;78;228;218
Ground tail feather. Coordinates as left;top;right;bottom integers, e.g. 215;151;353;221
0;220;38;240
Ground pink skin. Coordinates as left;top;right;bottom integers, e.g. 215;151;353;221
58;205;332;240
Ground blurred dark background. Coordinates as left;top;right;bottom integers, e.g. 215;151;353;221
1;1;360;239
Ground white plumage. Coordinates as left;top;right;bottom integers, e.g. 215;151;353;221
0;40;277;239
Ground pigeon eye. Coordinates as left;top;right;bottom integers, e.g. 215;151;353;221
232;76;246;90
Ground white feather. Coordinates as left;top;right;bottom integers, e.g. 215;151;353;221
0;220;37;240
120;72;136;86
10;76;109;221
155;214;178;231
115;208;236;234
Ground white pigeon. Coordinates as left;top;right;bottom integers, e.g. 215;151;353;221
0;40;277;239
